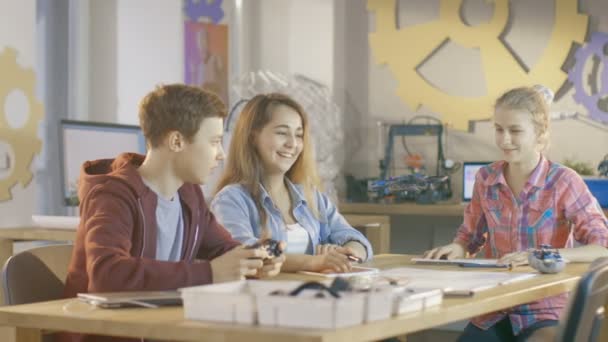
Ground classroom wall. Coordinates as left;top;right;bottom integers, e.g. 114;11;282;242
53;0;608;207
4;1;606;215
115;0;183;125
84;0;337;126
345;0;608;200
0;0;38;226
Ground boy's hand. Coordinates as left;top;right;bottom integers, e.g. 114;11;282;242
256;241;286;278
210;246;268;283
423;242;466;260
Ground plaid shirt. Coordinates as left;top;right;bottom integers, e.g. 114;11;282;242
454;155;608;335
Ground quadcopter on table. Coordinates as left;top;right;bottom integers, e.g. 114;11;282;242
528;244;566;274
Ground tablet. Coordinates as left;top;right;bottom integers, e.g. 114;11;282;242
411;258;510;268
77;290;182;308
297;266;379;278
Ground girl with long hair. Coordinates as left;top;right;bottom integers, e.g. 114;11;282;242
212;93;372;273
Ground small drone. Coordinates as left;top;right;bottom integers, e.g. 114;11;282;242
528;244;565;274
246;239;283;259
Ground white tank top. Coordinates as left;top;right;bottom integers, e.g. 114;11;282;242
285;223;311;254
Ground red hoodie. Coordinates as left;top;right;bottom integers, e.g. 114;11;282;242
59;153;240;342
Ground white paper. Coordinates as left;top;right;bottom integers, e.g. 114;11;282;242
297;266;380;278
381;267;536;295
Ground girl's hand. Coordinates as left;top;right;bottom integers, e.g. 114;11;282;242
310;249;353;273
498;250;531;267
315;244;340;255
423;242;466;260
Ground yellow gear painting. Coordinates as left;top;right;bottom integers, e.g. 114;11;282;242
368;0;588;130
0;47;44;201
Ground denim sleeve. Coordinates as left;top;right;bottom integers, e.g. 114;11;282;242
317;191;374;260
210;188;259;247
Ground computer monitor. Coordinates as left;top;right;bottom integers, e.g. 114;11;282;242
462;161;491;202
60;120;147;206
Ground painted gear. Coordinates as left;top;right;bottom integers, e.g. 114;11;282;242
568;31;608;125
368;0;588;130
0;47;44;200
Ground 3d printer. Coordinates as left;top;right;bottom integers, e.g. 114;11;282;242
367;120;455;204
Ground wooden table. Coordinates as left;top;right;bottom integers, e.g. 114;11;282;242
0;228;76;307
339;202;608;255
340;202;608;217
0;228;76;265
344;214;391;254
340;202;465;217
0;254;590;342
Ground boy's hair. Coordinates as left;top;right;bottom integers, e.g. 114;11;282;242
139;84;227;148
215;93;320;229
495;86;550;150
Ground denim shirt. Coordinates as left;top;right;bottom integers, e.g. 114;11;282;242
211;180;373;260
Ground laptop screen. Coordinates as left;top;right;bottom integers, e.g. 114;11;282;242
462;162;491;202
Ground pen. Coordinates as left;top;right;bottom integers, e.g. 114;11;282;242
347;254;363;264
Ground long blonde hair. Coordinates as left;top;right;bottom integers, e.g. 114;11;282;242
215;93;321;228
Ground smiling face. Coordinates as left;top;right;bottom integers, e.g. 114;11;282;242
493;107;541;165
254;104;304;176
174;117;225;184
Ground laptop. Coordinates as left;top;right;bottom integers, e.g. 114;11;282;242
462;162;491;202
77;290;182;308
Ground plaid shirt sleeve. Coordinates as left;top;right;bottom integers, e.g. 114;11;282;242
454;173;488;254
560;170;608;247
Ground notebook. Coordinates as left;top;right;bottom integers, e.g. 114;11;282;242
77;290;182;308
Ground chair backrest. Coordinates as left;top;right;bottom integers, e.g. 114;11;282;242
557;257;608;342
2;243;73;305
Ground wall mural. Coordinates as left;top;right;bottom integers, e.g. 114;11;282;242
183;0;229;105
569;31;608;125
367;0;589;130
183;0;224;24
0;47;43;201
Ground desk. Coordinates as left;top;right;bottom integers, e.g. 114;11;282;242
0;228;76;308
339;203;465;254
0;228;76;278
340;202;465;217
344;214;391;254
339;203;608;255
0;254;589;342
340;202;608;218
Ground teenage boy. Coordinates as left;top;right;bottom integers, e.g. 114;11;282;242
61;84;284;342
